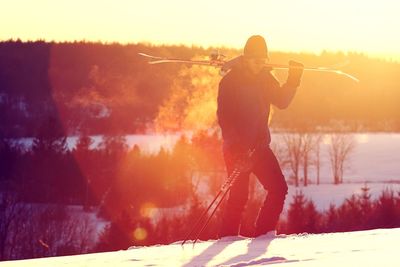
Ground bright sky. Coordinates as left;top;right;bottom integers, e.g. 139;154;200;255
1;0;400;60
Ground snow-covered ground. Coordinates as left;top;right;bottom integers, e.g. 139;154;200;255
1;228;399;266
2;133;399;266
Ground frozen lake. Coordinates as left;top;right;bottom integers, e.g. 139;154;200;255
14;132;400;183
275;133;400;183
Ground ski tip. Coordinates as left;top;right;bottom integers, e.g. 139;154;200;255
138;53;164;61
337;71;360;83
138;52;150;57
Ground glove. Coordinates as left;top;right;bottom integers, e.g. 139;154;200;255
287;60;304;87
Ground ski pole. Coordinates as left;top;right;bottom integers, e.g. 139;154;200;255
192;171;241;246
181;148;256;246
181;167;241;246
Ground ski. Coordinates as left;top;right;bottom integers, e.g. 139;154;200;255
139;53;359;82
181;166;241;246
138;53;224;67
181;148;256;247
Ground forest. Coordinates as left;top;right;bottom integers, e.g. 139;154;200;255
1;40;400;138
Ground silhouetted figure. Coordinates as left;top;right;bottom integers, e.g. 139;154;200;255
217;35;304;237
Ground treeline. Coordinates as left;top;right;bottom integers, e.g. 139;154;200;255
281;187;400;234
97;184;400;252
1;40;400;137
0;120;355;208
1;126;399;260
0;119;224;207
0;127;225;260
2;176;399;260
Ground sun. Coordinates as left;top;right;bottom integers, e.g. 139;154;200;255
1;0;400;60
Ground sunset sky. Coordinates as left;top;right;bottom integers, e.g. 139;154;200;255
1;0;399;60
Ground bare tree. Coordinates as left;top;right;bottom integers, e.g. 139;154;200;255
301;133;316;187
280;132;324;187
312;134;324;185
328;133;356;184
282;133;303;187
0;192;98;260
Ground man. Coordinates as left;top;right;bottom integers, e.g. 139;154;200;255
217;35;304;237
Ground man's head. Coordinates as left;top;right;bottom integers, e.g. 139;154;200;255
243;35;268;75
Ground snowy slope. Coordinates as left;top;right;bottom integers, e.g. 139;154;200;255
1;228;399;267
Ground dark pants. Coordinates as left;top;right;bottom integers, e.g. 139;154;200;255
219;146;288;237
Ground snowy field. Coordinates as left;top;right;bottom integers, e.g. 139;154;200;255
287;133;400;183
14;133;400;184
1;228;399;266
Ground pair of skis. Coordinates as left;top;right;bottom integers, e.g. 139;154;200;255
181;148;256;246
138;52;359;82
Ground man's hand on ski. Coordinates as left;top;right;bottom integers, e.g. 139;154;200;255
287;60;304;87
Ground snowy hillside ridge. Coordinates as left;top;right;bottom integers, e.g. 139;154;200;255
1;228;399;266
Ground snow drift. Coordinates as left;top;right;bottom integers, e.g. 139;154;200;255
1;227;399;266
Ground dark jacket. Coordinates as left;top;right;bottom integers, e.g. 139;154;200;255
217;60;298;153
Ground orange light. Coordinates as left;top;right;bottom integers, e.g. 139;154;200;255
133;227;148;241
154;65;220;132
140;202;157;219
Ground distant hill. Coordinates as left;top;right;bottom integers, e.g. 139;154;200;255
1;40;399;137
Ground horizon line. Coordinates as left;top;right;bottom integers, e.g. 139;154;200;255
1;37;399;63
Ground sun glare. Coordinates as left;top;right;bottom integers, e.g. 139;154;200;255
133;227;148;241
1;0;400;60
140;202;158;219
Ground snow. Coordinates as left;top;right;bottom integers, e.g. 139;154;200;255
274;133;400;183
1;228;399;266
2;133;398;266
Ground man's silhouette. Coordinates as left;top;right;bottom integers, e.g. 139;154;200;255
217;35;304;237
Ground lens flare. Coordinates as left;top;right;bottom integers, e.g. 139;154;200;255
140;202;157;219
133;227;148;241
